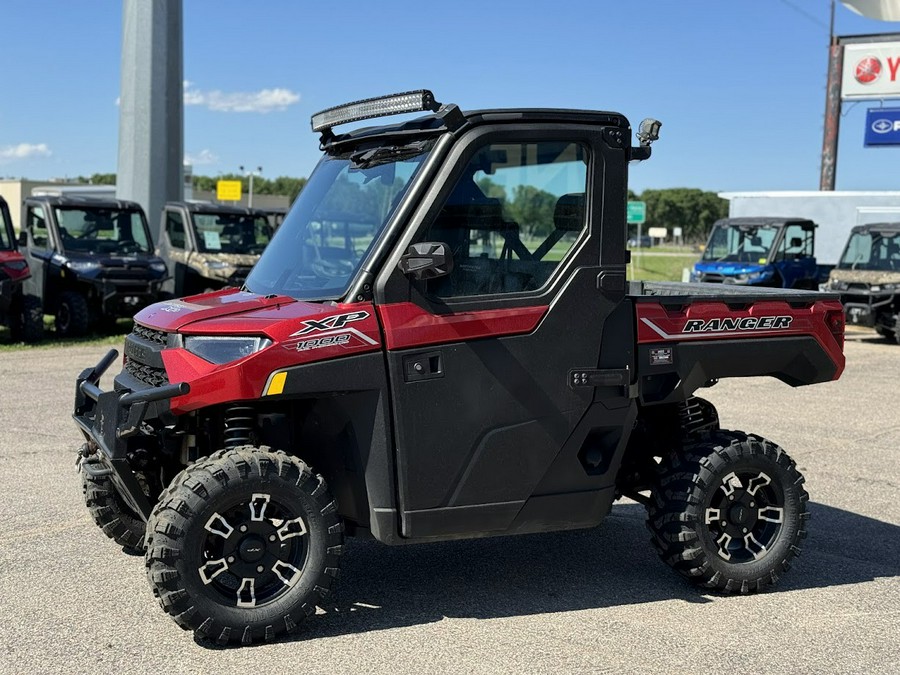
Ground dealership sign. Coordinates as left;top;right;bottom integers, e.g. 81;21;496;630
864;108;900;146
842;41;900;99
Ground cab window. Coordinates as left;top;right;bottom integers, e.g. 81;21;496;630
418;140;588;298
27;206;50;249
166;211;187;249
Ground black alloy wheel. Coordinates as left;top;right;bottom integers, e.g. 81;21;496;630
648;430;809;594
145;446;343;645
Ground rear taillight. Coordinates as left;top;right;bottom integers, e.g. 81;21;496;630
826;309;845;348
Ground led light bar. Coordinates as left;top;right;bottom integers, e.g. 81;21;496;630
311;90;439;133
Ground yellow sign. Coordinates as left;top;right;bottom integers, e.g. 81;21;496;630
216;180;242;202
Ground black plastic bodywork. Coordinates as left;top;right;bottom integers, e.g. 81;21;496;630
21;196;166;321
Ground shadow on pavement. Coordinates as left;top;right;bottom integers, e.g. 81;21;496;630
195;501;900;648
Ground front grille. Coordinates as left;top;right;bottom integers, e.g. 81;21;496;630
133;323;167;346
124;358;169;387
700;273;725;283
124;322;170;387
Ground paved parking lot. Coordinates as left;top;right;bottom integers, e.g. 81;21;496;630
0;330;897;674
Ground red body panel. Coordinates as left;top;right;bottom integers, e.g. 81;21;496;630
0;250;30;284
137;290;382;413
635;299;846;380
376;302;548;350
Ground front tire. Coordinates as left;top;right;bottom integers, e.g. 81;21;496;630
56;291;90;337
82;471;147;552
648;430;809;593
145;447;343;645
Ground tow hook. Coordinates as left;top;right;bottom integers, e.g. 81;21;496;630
75;442;99;472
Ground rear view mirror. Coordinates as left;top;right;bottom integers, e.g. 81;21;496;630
750;236;762;247
790;237;803;248
398;242;454;280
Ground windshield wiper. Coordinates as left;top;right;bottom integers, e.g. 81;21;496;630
350;141;429;169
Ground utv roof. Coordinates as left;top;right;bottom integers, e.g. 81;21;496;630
849;221;900;234
25;194;144;210
169;201;267;217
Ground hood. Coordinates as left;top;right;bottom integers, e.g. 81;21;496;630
191;252;260;268
694;260;767;275
134;288;345;333
829;268;900;285
65;249;164;267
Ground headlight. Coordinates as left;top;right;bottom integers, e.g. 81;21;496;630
150;262;168;273
204;259;229;269
183;335;272;364
67;260;101;272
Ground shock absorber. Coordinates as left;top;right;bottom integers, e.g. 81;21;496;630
223;404;256;449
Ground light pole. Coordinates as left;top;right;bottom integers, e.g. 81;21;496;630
239;165;263;207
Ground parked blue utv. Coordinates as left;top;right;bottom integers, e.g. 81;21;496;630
692;217;828;289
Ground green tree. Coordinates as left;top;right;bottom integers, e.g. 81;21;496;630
639;188;728;243
507;185;558;237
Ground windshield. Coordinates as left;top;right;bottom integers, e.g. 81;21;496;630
54;207;151;254
191;212;272;255
245;141;433;300
702;224;779;262
838;230;900;270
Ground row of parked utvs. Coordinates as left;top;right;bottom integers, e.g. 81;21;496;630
0;195;273;340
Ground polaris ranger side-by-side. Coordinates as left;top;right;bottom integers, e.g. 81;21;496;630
20;196;168;336
692;217;827;288
825;222;900;342
156;201;273;298
73;91;846;645
0;196;43;341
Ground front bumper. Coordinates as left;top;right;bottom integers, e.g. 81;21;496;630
73;349;188;519
841;291;896;328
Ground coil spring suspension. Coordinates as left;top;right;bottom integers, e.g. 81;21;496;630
678;396;719;437
223;405;256;449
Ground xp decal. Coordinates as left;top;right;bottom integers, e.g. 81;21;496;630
291;311;370;336
283;310;378;352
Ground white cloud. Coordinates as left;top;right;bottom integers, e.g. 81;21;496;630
184;149;218;166
0;143;52;162
183;82;300;113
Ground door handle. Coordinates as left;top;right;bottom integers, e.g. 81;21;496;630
403;351;443;382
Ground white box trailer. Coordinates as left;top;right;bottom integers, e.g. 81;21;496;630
718;191;900;265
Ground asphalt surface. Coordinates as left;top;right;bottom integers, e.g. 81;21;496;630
0;329;897;674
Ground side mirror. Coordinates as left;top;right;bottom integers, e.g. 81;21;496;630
398;242;454;280
17;231;27;246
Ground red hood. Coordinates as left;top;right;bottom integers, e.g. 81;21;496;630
133;288;356;337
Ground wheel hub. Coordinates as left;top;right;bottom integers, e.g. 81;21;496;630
238;535;267;563
727;499;755;526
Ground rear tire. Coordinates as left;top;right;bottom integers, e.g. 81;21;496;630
82;471;147;552
145;446;343;645
56;291;90;337
648;430;809;593
8;294;44;342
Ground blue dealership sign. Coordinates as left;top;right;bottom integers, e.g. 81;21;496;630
865;108;900;146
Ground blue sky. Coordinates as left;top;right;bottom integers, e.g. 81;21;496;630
1;1;898;194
